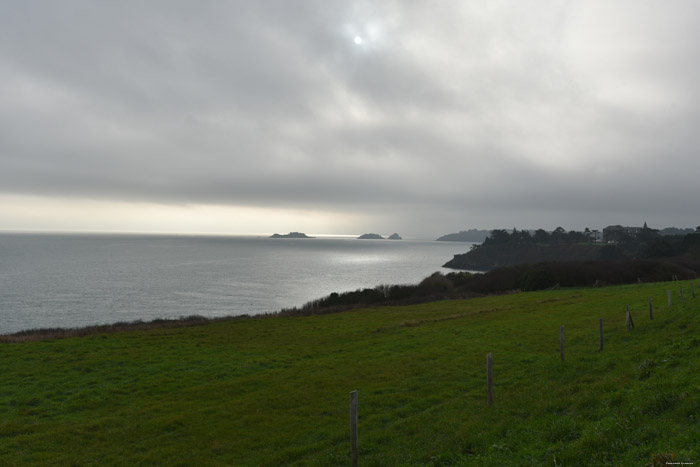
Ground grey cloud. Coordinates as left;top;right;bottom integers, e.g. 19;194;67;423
1;1;700;234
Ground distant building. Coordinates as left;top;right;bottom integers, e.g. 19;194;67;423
602;222;655;243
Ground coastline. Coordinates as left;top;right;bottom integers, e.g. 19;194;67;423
6;256;698;341
0;234;469;334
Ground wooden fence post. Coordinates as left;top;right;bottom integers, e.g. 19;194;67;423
599;318;603;351
681;287;684;303
668;290;672;308
626;305;634;331
349;390;358;467
648;297;653;320
560;325;565;363
487;353;494;407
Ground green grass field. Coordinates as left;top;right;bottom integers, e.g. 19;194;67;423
1;281;699;465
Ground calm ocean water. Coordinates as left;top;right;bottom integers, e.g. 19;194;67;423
0;233;474;334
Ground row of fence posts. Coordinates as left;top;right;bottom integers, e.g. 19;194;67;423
347;280;695;463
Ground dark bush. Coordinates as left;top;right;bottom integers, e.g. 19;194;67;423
600;245;624;260
518;266;558;291
418;272;454;294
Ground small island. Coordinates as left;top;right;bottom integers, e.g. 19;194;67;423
357;233;384;240
357;233;402;240
270;232;314;239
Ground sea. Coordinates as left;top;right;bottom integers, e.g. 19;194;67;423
0;233;475;334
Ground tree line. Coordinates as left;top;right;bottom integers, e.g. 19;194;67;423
480;227;597;247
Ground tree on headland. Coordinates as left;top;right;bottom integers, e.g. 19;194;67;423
485;229;511;245
533;229;550;243
477;227;607;251
513;229;533;245
551;227;567;244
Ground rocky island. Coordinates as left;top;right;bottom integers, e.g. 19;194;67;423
357;233;384;239
270;232;314;239
357;233;402;240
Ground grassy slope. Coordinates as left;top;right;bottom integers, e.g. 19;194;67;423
1;282;699;466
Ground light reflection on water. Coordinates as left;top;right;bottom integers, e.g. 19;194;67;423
332;253;391;265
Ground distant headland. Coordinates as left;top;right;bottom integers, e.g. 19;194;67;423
270;232;314;239
357;233;402;240
443;225;700;271
436;229;490;242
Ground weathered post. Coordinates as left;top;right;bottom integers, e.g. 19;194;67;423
648;297;653;320
626;305;634;331
560;325;565;363
627;305;634;331
349;390;358;467
599;318;604;351
487;353;494;407
668;290;672;308
681;287;684;303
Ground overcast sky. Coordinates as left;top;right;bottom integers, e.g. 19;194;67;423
1;1;699;236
